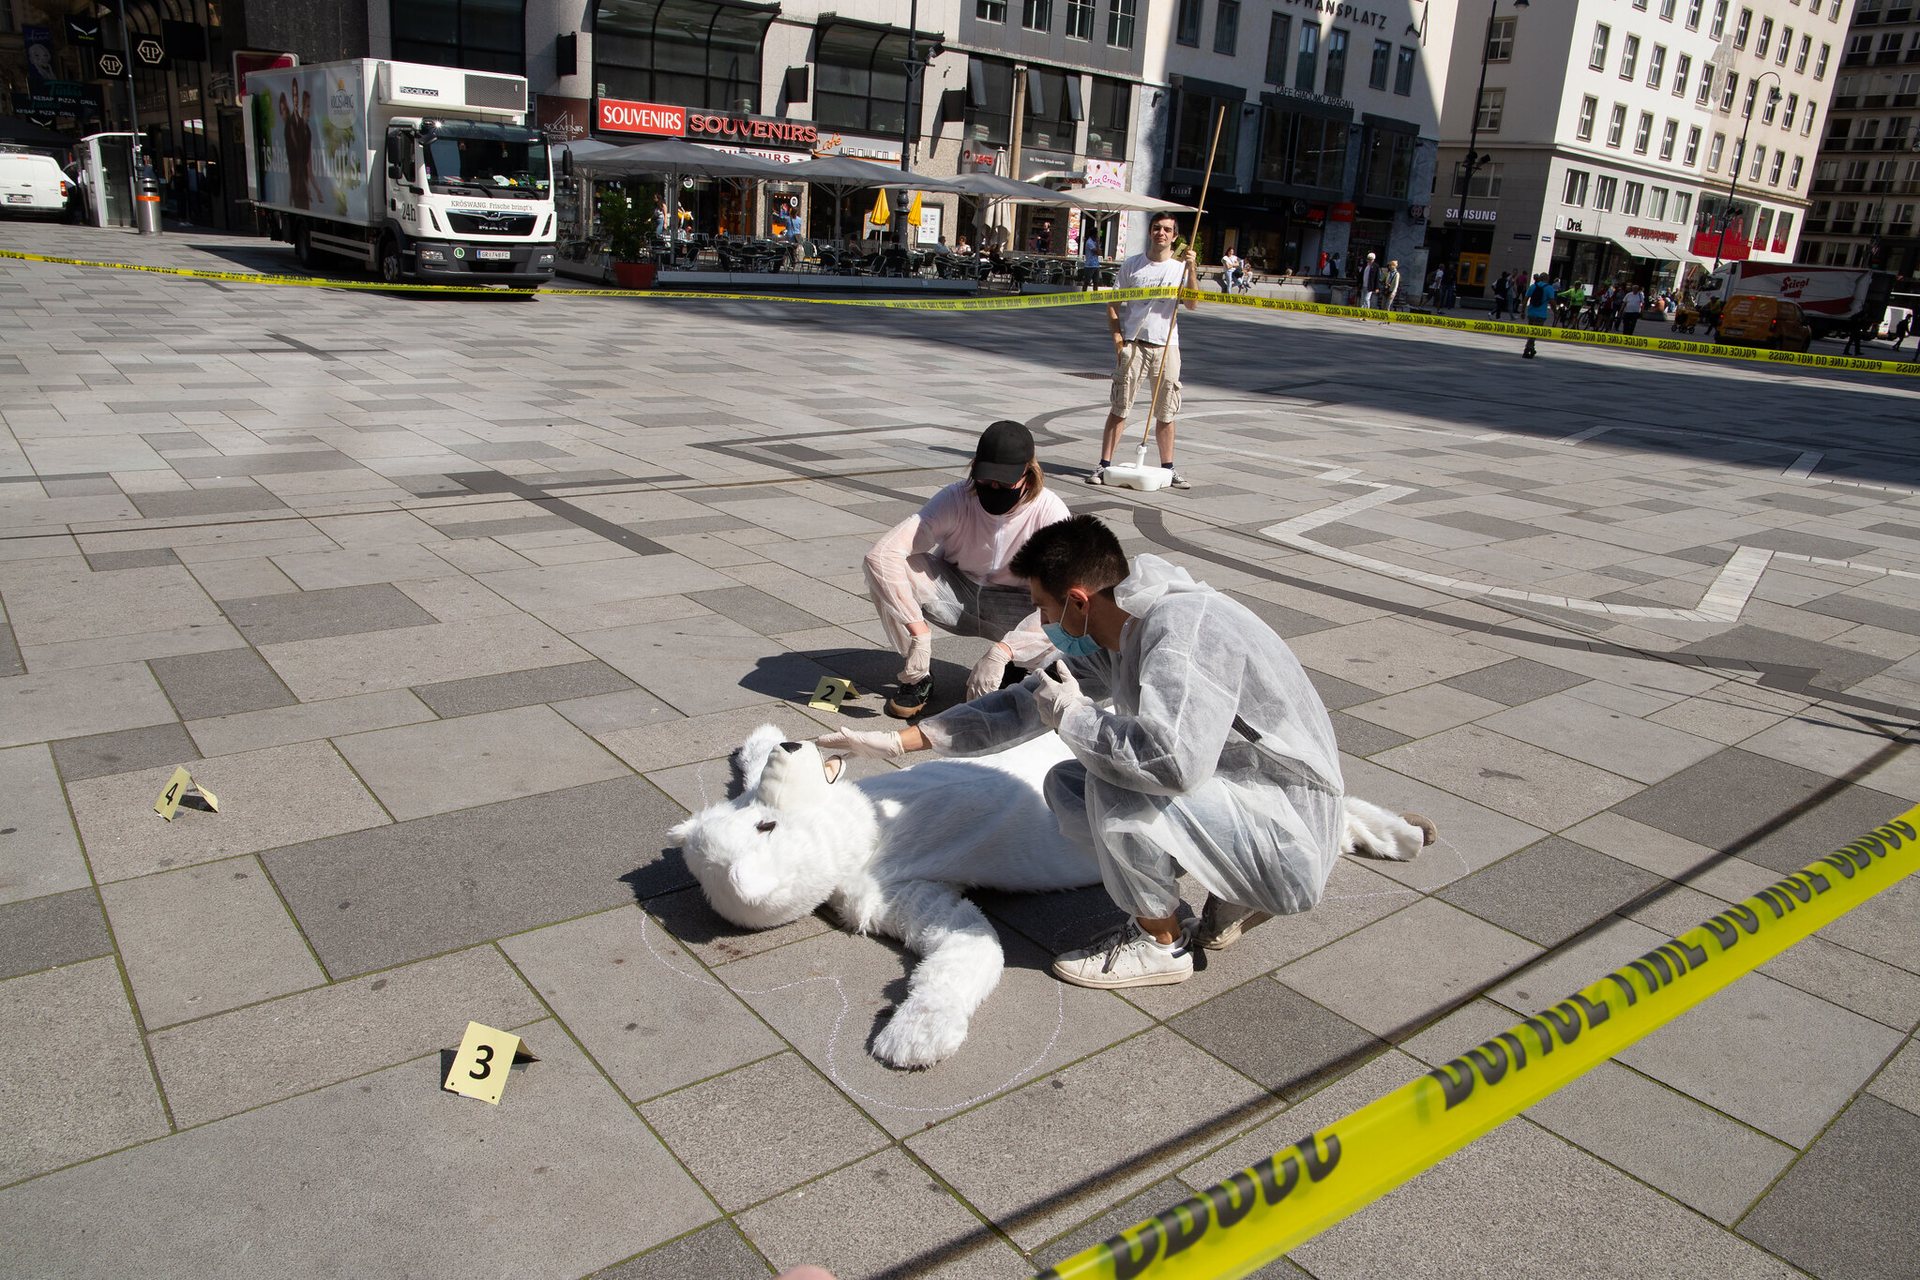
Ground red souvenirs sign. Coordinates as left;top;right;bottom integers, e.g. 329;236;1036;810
596;98;686;137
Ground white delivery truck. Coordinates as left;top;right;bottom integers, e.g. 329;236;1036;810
242;59;556;285
1693;262;1894;338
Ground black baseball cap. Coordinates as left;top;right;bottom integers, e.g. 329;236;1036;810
971;420;1034;486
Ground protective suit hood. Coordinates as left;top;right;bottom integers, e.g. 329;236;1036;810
1113;554;1209;615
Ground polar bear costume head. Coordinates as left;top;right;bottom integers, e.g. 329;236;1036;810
670;724;879;930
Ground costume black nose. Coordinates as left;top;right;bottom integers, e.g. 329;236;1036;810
779;741;803;753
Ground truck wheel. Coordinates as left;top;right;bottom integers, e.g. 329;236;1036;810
292;221;313;268
378;235;404;285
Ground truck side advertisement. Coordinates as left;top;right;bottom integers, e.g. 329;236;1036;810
249;62;369;223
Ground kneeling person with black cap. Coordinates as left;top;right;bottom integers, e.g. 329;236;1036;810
863;420;1073;718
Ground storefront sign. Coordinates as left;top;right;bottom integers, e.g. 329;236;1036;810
1625;224;1679;242
537;94;593;141
597;97;686;137
817;133;900;162
687;111;817;147
1443;208;1497;222
1278;0;1390;31
1559;216;1585;233
1330;202;1356;223
1513;232;1534;240
1265;84;1356;111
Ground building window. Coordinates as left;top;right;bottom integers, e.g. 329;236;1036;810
1645;45;1665;89
1296;23;1320;91
1754;207;1773;246
1608;103;1627;147
1478;87;1505;132
977;0;1005;21
1756;17;1772;57
1734;7;1751;47
1256;105;1348;191
1661;118;1678;158
1697;63;1714;105
1762;90;1778;124
1066;0;1094;38
1591;23;1611;70
1685;125;1701;163
594;0;771;112
1370;38;1392;90
1635;111;1654;152
1622;34;1640;79
1176;0;1201;46
1750;144;1765;180
1487;14;1515;61
1361;128;1416;200
1595;174;1617;209
1674;191;1691;224
1777;26;1792;65
1815;43;1828;79
1172;89;1240;171
1710;0;1727;38
1267;15;1293;84
1021;67;1081;151
1623;181;1643;214
1394;45;1417;95
1661;0;1676;18
1789;155;1803;185
1325;29;1349;95
1563;168;1590;204
1774;212;1791;249
1770;151;1784;184
1650;186;1668;218
1722;72;1739;111
1215;0;1241;53
1634;0;1647;10
1797;35;1810;72
1454;161;1503;198
1708;132;1725;169
1106;0;1136;48
1674;52;1691;94
1086;76;1130;159
1784;93;1798;127
1577;95;1597;139
1686;0;1702;29
1023;0;1053;33
396;0;527;75
1803;103;1815;135
1732;138;1745;172
816;21;913;134
1743;80;1757;117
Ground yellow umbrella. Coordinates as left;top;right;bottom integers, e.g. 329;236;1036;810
870;187;890;227
906;190;923;227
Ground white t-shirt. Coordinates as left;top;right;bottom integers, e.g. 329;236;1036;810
1623;289;1645;314
1115;253;1190;346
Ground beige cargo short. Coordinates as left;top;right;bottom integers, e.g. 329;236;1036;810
1110;339;1182;421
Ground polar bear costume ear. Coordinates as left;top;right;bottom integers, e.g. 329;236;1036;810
733;723;787;797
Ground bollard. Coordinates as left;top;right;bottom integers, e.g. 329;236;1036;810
135;176;162;235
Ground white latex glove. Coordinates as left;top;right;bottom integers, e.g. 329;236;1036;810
815;728;906;761
964;643;1013;701
897;632;933;684
1031;661;1090;730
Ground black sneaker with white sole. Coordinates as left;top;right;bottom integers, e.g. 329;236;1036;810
885;674;933;719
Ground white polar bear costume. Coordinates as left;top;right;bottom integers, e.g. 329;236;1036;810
671;724;1426;1069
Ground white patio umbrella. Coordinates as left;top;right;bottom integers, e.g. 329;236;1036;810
1050;187;1197;212
582;139;797;262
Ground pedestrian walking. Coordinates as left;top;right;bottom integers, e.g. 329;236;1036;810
1079;236;1103;291
1381;259;1402;316
1522;272;1555;359
1359;252;1379;307
1491;271;1512;320
1088;211;1198;490
1620;284;1645;336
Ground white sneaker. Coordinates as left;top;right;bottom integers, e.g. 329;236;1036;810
1166;469;1191;490
1085;467;1108;486
1052;920;1193;989
1193;899;1272;951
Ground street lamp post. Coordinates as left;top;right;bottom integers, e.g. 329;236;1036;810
1452;0;1526;302
1713;70;1783;270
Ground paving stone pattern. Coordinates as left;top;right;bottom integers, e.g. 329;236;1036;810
1;224;1917;1277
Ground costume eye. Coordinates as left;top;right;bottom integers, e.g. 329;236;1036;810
756;819;777;834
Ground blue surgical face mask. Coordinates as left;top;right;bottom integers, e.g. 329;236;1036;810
1043;597;1101;657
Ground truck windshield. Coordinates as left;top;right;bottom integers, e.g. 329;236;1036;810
423;130;551;199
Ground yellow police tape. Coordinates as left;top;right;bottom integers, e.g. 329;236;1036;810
5;246;1915;374
1035;803;1920;1280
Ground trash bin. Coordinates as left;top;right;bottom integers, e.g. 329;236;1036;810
135;177;162;235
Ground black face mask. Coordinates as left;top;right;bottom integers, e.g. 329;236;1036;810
976;483;1023;516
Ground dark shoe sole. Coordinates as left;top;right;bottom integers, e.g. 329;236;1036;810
885;676;932;720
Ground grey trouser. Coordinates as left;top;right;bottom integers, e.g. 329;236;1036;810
912;554;1033;642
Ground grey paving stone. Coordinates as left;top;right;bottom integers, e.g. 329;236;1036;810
1221;589;1340;639
1868;1036;1920;1115
264;777;692;977
640;1052;890;1211
642;883;838;967
501;905;785;1104
0;660;177;750
68;740;390;882
1328;709;1412;757
128;486;289;519
598;703;817;774
0;618;20;679
148;946;544;1128
1279;897;1543;1040
219;582;437;644
477;556;736;618
1759;933;1920;1031
1289;1118;1801;1279
1030;1177;1308;1279
1618;970;1906;1146
1337;754;1552;893
102;856;325;1028
1740;1093;1920;1280
0;1030;718;1278
50;720;200;783
257;612;590;701
578;612;841;717
449;439;573;460
0;743;91;905
1803;590;1920;636
335;703;630;820
904;1028;1276;1250
269;543;462;591
0;956;170;1183
1;563;228;648
1287;617;1510;696
436;513;578;539
85;547;182;571
739;1147;1030;1279
1422;509;1551;542
1816;875;1920;977
170;449;361;478
1303;667;1384;711
687;585;831;636
718;924;1155;1139
148;646;297;720
592;1222;772;1280
1678;623;1896;695
1612;747;1910;875
0;888;112;981
1735;527;1878;560
551;685;683;735
1437;836;1663;946
413;657;636;717
1371;724;1644;831
185;688;436;757
1171;978;1388;1101
1476;690;1723;785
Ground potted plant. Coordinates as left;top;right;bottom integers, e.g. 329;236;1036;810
597;185;656;289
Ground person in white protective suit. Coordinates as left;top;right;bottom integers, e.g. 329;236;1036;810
863;420;1071;719
821;515;1425;990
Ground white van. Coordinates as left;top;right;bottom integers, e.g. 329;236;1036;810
0;150;73;218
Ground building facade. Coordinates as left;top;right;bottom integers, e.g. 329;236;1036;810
1796;0;1920;279
1435;0;1842;298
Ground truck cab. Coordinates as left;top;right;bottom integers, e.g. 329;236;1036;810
381;117;555;283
